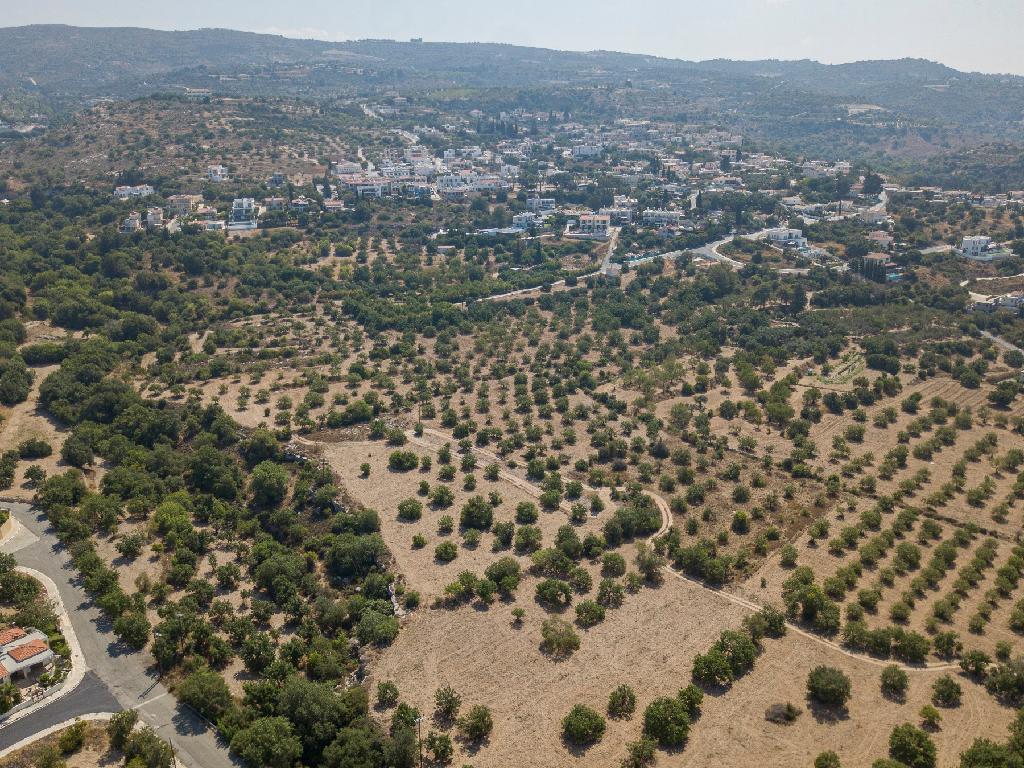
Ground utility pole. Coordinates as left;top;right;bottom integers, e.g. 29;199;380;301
415;715;424;768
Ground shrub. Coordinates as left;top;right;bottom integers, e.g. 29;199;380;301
642;697;690;748
880;665;908;700
106;709;138;750
377;681;399;708
397;498;423;522
807;665;851;708
541;618;580;658
888;723;936;768
58;720;87;754
602;552;627;577
561;704;606;746
931;675;961;708
458;704;494;742
179;667;232;721
607;684;637;719
434;684;461;721
435;541;458;562
388;450;419;471
229;717;302;768
459;495;494;531
575;600;605;628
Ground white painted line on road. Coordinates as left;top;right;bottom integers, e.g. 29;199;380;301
137;691;170;709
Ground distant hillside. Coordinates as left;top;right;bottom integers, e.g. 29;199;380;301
2;24;1024;162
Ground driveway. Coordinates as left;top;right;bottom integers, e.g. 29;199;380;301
1;502;237;767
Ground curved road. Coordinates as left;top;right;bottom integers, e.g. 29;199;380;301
0;502;237;766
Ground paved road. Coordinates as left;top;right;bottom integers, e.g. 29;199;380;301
0;672;118;750
0;502;237;767
980;329;1024;356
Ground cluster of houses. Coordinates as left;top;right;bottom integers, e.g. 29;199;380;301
331;143;515;201
0;626;54;687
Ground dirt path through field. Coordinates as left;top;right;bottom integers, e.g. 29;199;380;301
301;427;959;673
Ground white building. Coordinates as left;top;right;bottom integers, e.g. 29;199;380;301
572;144;603;160
599;206;633;224
858;209;888;225
526;198;557;213
208;165;230;183
765;228;809;249
120;211;142;233
961;235;1011;262
228;198;257;231
642;209;683;227
0;627;55;685
512;212;545;230
146;207;164;229
114;185;155;199
569;214;611;240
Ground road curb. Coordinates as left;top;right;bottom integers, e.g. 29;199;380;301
0;713;116;759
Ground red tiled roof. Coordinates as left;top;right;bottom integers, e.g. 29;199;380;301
0;662;7;678
0;628;26;646
8;639;48;662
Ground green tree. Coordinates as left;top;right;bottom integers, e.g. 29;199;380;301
178;667;232;722
230;717;303;768
458;704;494;742
807;666;851;709
562;704;606;747
607;684;637;719
106;709;139;751
643;696;690;748
250;461;289;507
888;723;936;768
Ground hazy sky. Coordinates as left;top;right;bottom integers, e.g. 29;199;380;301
7;0;1024;75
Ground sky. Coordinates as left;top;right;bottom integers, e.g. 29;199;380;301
5;0;1024;76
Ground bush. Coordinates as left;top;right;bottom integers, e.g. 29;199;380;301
575;600;605;628
643;697;690;748
607;684;637;719
397;498;422;522
435;541;458;562
888;723;936;768
249;461;289;507
388;450;419;471
434;684;462;721
229;716;302;768
562;704;606;746
377;681;399;708
484;556;522;595
536;578;572;609
58;721;87;754
815;751;841;768
458;704;494;742
0;681;21;714
178;667;232;721
459;495;494;531
880;664;908;700
123;726;174;768
106;709;138;750
541;618;580;658
807;666;851;708
17;438;51;459
931;675;961;708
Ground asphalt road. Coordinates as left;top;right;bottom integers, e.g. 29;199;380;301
0;672;118;750
0;502;237;767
